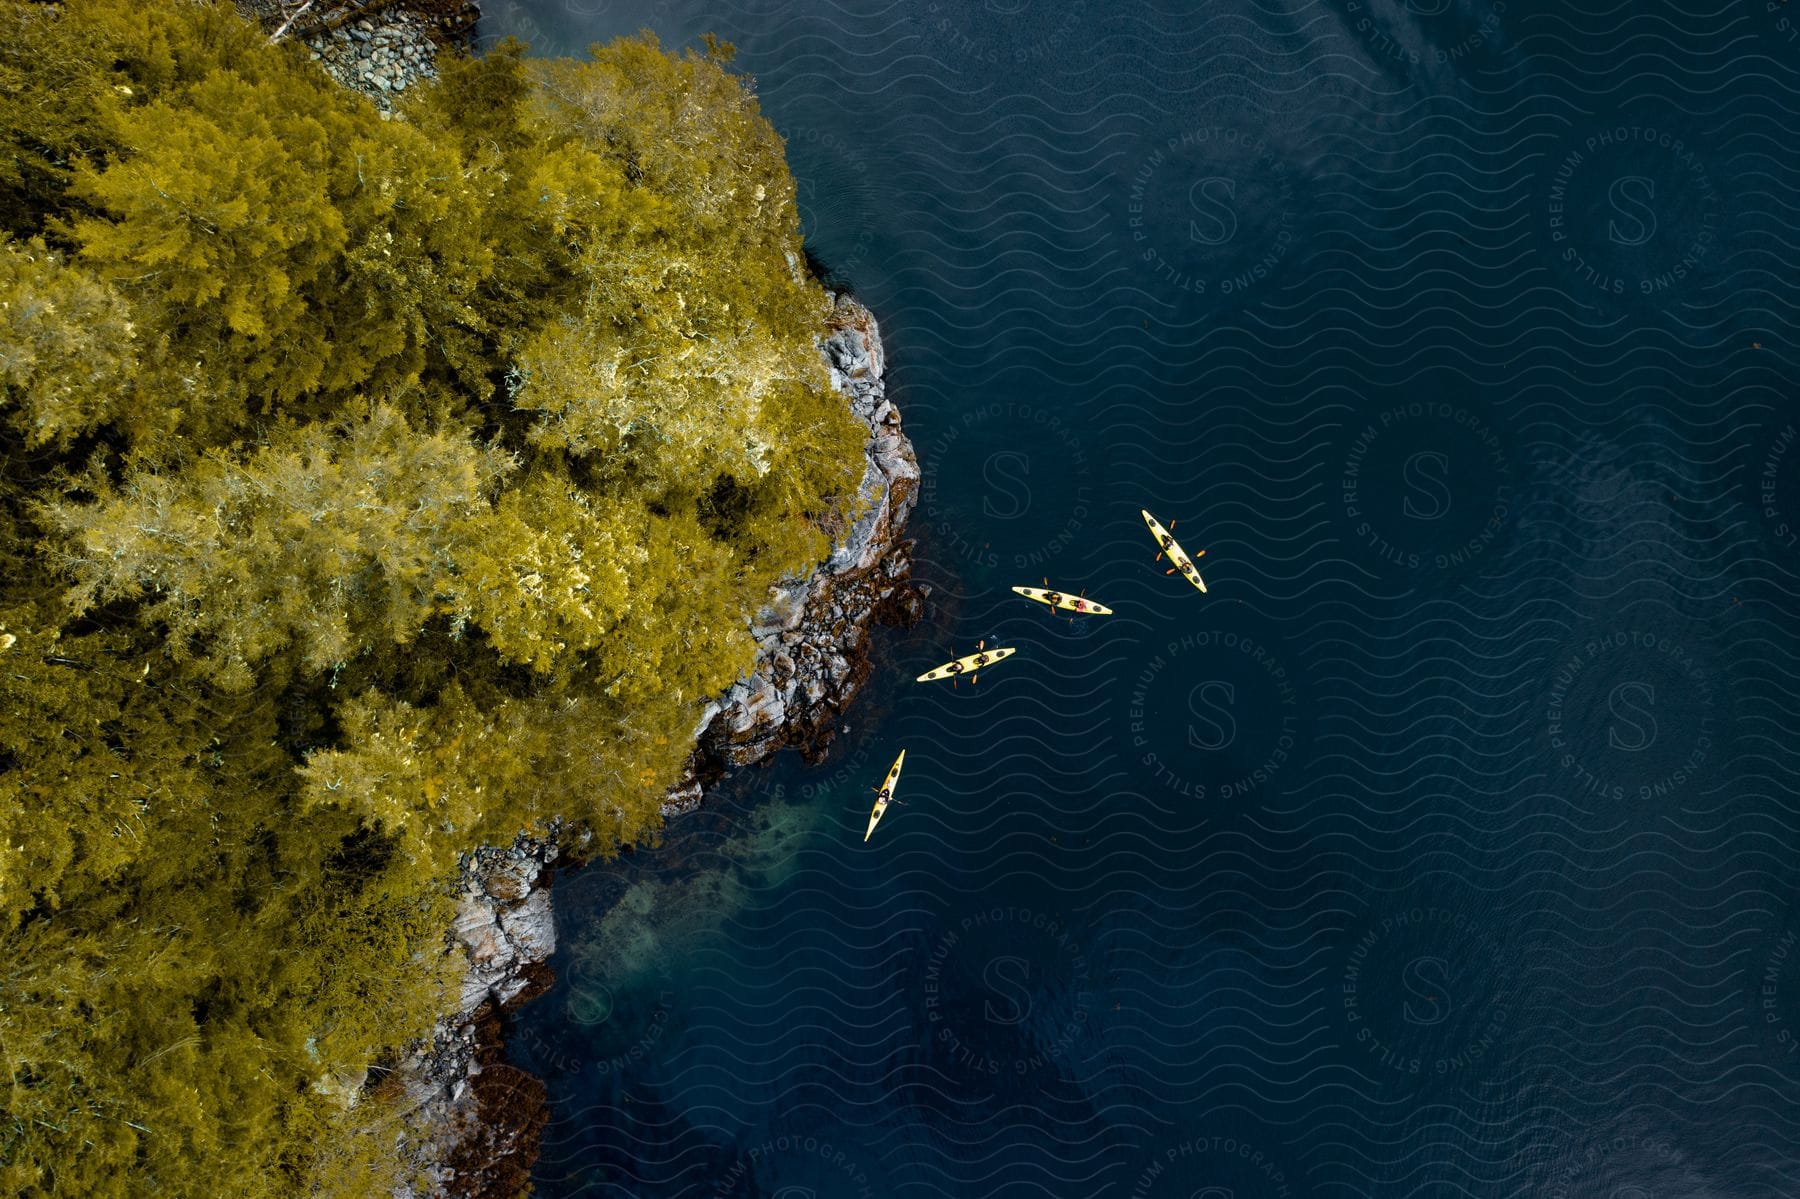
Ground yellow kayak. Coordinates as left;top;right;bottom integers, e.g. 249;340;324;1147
916;645;1016;683
1012;585;1113;615
864;749;906;842
1141;509;1207;593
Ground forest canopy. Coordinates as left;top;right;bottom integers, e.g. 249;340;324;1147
0;2;864;1194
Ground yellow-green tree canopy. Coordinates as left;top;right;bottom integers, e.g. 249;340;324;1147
0;240;137;448
0;3;864;1195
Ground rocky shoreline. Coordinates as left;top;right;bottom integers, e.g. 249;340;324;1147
390;293;919;1197
670;292;925;807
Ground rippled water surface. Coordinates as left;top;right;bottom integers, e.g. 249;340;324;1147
488;2;1800;1194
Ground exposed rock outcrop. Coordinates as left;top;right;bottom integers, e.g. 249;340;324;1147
302;10;450;108
665;292;923;813
238;0;477;111
387;824;573;1199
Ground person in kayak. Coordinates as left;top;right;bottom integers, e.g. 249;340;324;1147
1156;516;1179;556
952;643;991;687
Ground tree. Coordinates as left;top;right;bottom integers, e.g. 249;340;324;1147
45;403;516;688
0;239;138;450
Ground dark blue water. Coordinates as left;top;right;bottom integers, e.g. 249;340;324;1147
487;2;1800;1194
